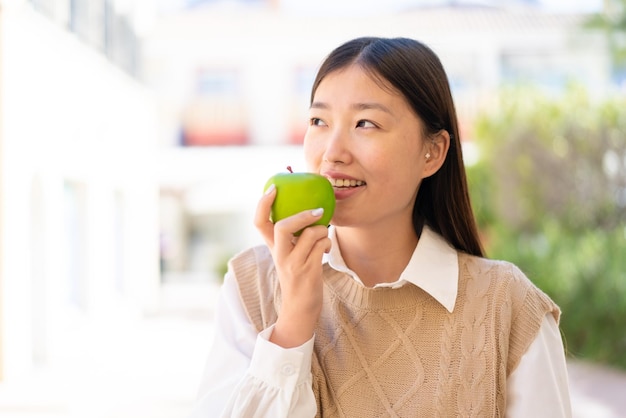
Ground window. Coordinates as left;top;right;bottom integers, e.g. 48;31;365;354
63;181;88;309
180;68;249;146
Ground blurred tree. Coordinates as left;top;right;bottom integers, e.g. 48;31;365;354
584;0;626;80
468;85;626;369
473;85;625;232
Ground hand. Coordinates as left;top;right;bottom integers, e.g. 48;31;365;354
254;184;331;348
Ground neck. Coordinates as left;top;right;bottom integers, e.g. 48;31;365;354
334;222;418;287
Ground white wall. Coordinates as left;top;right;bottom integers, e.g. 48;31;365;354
0;2;159;380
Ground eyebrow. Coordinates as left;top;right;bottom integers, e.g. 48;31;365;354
310;101;393;114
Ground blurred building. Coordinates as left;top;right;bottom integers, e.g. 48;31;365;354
0;0;159;382
144;0;612;284
145;0;610;149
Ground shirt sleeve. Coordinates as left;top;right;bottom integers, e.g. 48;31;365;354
188;271;317;418
505;313;572;418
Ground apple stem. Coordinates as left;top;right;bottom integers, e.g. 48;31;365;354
287;166;293;173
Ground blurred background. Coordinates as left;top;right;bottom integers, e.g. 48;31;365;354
0;0;625;417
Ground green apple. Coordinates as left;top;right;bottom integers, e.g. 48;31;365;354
264;166;336;235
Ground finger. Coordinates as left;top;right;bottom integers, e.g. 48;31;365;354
296;224;329;249
254;184;277;247
274;208;325;257
309;236;332;261
298;226;330;257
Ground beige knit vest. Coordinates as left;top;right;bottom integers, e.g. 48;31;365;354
229;245;560;418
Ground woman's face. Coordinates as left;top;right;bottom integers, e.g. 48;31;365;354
304;64;430;230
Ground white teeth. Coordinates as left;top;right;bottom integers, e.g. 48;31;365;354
330;178;365;187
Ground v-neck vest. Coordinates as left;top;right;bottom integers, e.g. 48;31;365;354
230;245;559;417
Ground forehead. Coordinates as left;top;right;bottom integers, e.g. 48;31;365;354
314;64;401;100
312;65;420;123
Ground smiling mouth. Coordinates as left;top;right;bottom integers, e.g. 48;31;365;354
329;178;366;188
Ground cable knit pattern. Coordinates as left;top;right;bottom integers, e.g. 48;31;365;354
434;301;455;416
230;246;560;418
457;257;492;417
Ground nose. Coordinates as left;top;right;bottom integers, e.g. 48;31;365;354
322;127;351;165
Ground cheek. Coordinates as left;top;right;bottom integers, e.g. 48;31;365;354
382;149;424;191
303;133;322;169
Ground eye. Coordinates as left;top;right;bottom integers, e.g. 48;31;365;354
310;117;327;127
356;120;377;128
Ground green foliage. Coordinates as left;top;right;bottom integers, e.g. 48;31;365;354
583;0;626;72
468;85;626;369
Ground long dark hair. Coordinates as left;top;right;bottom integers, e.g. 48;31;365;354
311;37;484;257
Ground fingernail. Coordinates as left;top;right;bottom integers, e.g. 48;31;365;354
264;184;275;195
311;208;324;217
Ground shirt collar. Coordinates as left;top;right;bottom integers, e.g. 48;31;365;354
323;225;459;313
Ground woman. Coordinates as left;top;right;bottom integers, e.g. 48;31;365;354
190;37;571;417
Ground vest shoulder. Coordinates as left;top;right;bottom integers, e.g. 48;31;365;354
227;245;275;285
229;244;272;265
228;244;273;267
459;252;559;317
459;252;532;285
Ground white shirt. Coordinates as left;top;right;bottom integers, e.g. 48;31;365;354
189;226;572;418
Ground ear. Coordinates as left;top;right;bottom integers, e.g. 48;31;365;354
422;129;450;178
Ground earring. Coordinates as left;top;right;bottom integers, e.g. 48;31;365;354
425;153;431;160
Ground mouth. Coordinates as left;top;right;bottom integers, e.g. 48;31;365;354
328;178;366;189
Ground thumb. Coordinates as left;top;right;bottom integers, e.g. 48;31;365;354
254;184;277;247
